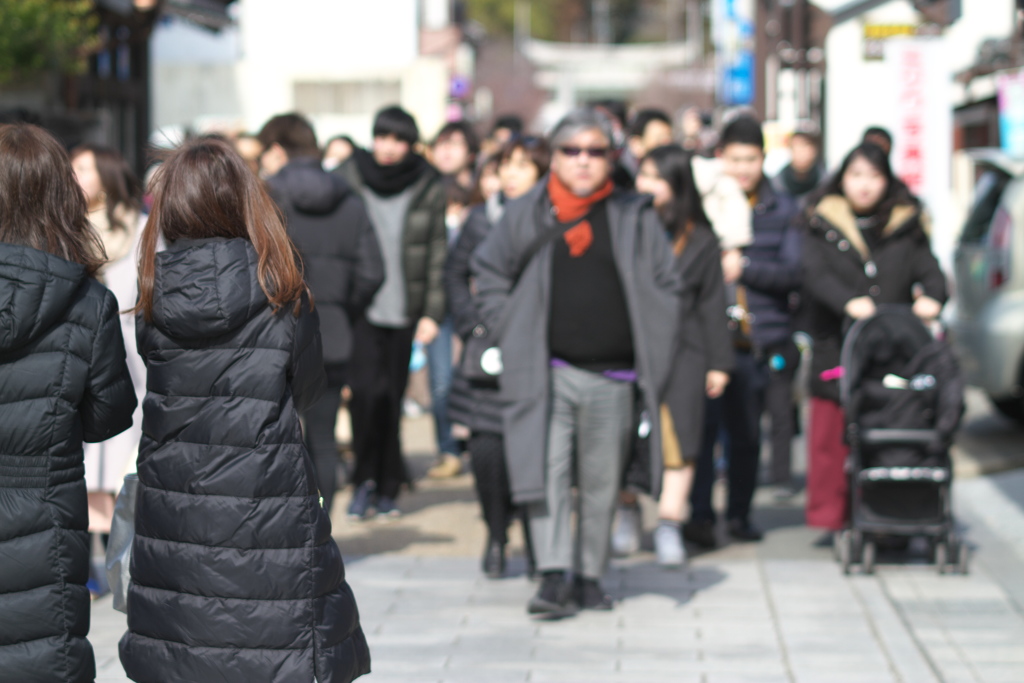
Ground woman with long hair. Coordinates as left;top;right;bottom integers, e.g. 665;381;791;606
0;123;137;682
619;144;734;566
119;138;369;682
445;135;550;577
802;142;946;538
71;145;148;576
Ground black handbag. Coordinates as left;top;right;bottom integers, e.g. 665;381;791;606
459;323;502;386
622;390;653;494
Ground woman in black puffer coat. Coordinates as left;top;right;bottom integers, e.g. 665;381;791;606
0;124;137;683
118;139;369;683
801;143;947;534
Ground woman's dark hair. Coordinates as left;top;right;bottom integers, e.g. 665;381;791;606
498;135;551;177
0;124;105;275
373;106;419;145
642;144;710;251
469;153;500;205
135;137;309;320
433;121;481;156
808;142;916;219
257;113;320;159
70;144;143;235
443;176;473;208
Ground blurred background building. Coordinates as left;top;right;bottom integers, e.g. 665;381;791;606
2;0;1024;261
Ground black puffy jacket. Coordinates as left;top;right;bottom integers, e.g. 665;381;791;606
267;159;384;367
0;243;136;683
336;158;448;323
802;195;948;402
118;238;370;683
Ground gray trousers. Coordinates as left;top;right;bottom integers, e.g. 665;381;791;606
528;363;634;579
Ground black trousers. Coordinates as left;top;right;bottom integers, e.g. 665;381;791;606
469;431;514;544
348;317;414;499
765;341;801;485
690;350;768;524
302;365;346;516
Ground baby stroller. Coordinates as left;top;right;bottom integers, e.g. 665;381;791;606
833;306;966;575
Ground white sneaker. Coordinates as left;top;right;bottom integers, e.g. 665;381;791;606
611;504;642;556
654;522;686;567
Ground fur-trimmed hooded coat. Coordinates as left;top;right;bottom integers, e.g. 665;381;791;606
802;195;947;403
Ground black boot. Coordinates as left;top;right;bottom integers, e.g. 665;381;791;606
527;571;577;618
482;537;505;579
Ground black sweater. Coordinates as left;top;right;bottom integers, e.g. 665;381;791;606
548;203;635;372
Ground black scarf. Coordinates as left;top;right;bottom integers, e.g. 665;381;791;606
353;147;434;197
781;163;822;198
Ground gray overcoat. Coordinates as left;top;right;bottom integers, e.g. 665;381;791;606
471;180;682;504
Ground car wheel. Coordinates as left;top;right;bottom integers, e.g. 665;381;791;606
992;396;1024;423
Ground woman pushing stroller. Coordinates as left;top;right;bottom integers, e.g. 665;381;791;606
801;141;948;538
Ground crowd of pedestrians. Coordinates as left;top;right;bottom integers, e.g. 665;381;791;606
0;97;949;681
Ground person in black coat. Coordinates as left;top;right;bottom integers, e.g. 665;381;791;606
259;113;385;516
614;144;733;566
0;123;137;683
119;138;369;683
685;116;803;547
446;136;550;578
802;142;947;536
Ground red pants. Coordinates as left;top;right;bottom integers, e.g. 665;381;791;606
806;397;849;530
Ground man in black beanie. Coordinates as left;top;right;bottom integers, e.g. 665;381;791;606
335;105;448;519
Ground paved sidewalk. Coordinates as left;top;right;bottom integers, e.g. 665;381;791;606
93;467;1024;683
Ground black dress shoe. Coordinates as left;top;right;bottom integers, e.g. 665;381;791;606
727;519;764;542
527;571;577;618
575;577;614;611
682;519;718;549
482;538;505;579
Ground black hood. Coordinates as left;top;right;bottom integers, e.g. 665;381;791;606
0;244;86;352
268;158;353;216
150;238;268;340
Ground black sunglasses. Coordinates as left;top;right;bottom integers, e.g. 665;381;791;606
558;146;611;159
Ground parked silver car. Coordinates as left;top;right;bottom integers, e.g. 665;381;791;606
949;150;1024;421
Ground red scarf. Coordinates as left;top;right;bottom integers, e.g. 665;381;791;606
547;174;615;257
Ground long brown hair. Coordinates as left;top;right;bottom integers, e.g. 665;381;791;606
70;144;143;233
0;124;106;275
135;137;308;320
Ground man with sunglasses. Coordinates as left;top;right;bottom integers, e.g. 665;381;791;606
472;108;681;618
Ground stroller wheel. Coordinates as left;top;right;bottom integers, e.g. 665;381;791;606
862;540;876;575
838;530;852;575
935;542;948;575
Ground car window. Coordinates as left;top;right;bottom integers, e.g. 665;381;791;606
961;170;1011;244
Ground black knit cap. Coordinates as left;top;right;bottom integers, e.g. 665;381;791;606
720;114;765;150
373;106;420;145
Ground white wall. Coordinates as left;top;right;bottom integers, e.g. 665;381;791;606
152;0;449;145
238;0;422;136
822;0;1015;168
151;17;244;132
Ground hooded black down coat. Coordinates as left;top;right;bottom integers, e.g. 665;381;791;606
267;159;384;367
0;243;136;683
118;238;370;683
803;195;948;403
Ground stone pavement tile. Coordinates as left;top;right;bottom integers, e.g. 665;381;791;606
971;663;1024;683
438;669;530;683
619;628;701;647
789;667;896;683
529;671;699;683
847;577;942;683
698;655;789;676
703;675;790;683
